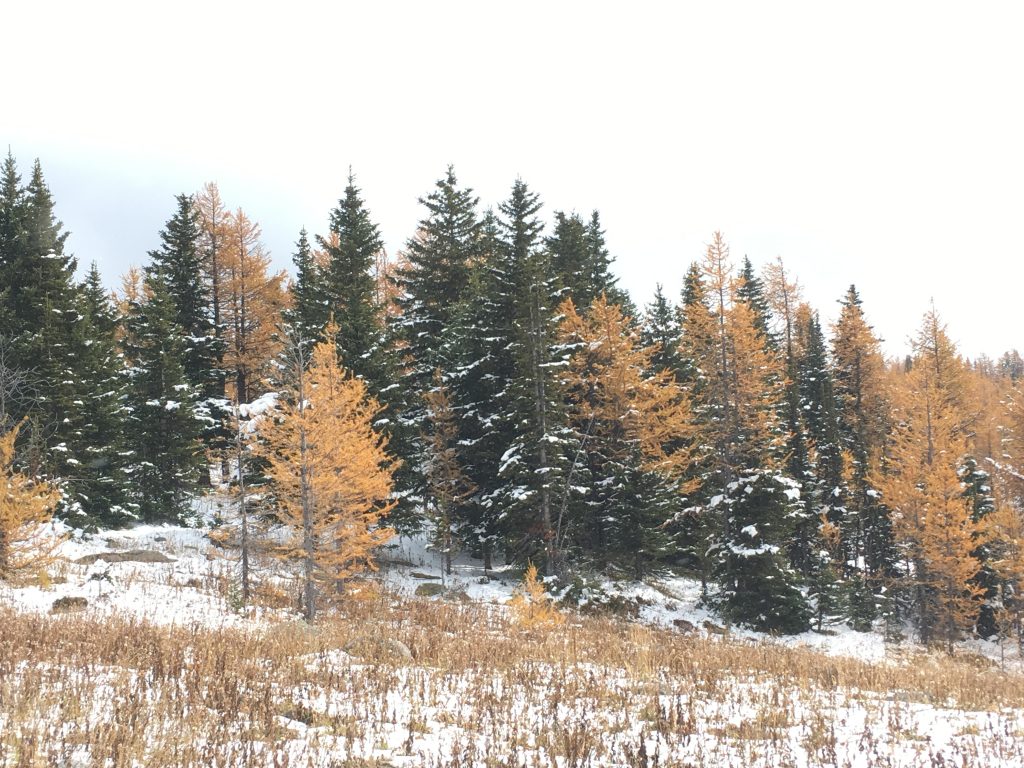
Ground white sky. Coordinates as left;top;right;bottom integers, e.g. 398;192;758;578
6;1;1023;360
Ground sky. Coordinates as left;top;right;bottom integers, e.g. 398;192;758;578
5;1;1023;360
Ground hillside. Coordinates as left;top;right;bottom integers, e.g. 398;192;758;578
2;516;1022;767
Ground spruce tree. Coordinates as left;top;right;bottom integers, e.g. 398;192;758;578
62;263;132;527
388;168;481;531
441;211;516;568
395;166;480;377
121;273;205;523
495;180;574;575
286;228;328;346
147;194;214;390
960;455;998;638
318;172;389;389
640;284;685;380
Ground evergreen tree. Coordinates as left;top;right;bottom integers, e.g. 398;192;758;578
712;470;811;633
121;274;205;523
318;172;389;389
441;211;516;568
147;194;214;392
61;263;132;527
547;210;626;310
832;285;895;621
495;179;574;575
735;256;773;346
558;296;693;577
960;455;998;637
285;228;328;346
641;284;685;380
395;166;480;377
388;170;480;531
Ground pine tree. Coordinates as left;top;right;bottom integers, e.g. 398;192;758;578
259;324;397;621
121;274;205;523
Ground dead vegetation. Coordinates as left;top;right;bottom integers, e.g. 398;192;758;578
1;588;1022;767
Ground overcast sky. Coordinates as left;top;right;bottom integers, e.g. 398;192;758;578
6;1;1023;360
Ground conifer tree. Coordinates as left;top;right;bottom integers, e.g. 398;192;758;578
683;234;807;630
422;370;476;577
547;210;626;310
148;194;215;392
960;455;998;637
641;283;686;380
259;324;397;621
62;263;132;526
0;419;61;578
832;286;894;618
395;166;480;380
558;296;694;576
121;274;205;523
221;209;287;404
494;180;573;575
440;211;515;568
286;228;328;345
318;172;389;389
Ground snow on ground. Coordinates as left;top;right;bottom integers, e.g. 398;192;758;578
2;508;1021;670
2;503;1024;767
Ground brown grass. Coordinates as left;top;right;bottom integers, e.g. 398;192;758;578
0;591;1022;767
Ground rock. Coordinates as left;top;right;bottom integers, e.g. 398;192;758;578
672;619;696;633
410;571;441;580
75;550;175;565
414;582;446;597
342;635;414;663
51;596;88;613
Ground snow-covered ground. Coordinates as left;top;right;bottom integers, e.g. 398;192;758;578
2;508;1023;767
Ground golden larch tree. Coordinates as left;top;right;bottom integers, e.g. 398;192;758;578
0;419;62;579
222;209;288;404
259;325;397;620
879;368;984;650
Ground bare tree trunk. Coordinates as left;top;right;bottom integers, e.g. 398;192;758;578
235;402;250;605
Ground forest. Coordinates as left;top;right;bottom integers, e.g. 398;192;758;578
2;152;1023;647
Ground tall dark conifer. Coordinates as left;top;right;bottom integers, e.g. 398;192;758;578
121;273;204;523
318;172;389;389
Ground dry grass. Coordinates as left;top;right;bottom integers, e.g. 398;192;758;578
1;590;1022;767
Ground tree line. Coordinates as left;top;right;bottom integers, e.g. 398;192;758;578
2;152;1024;643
